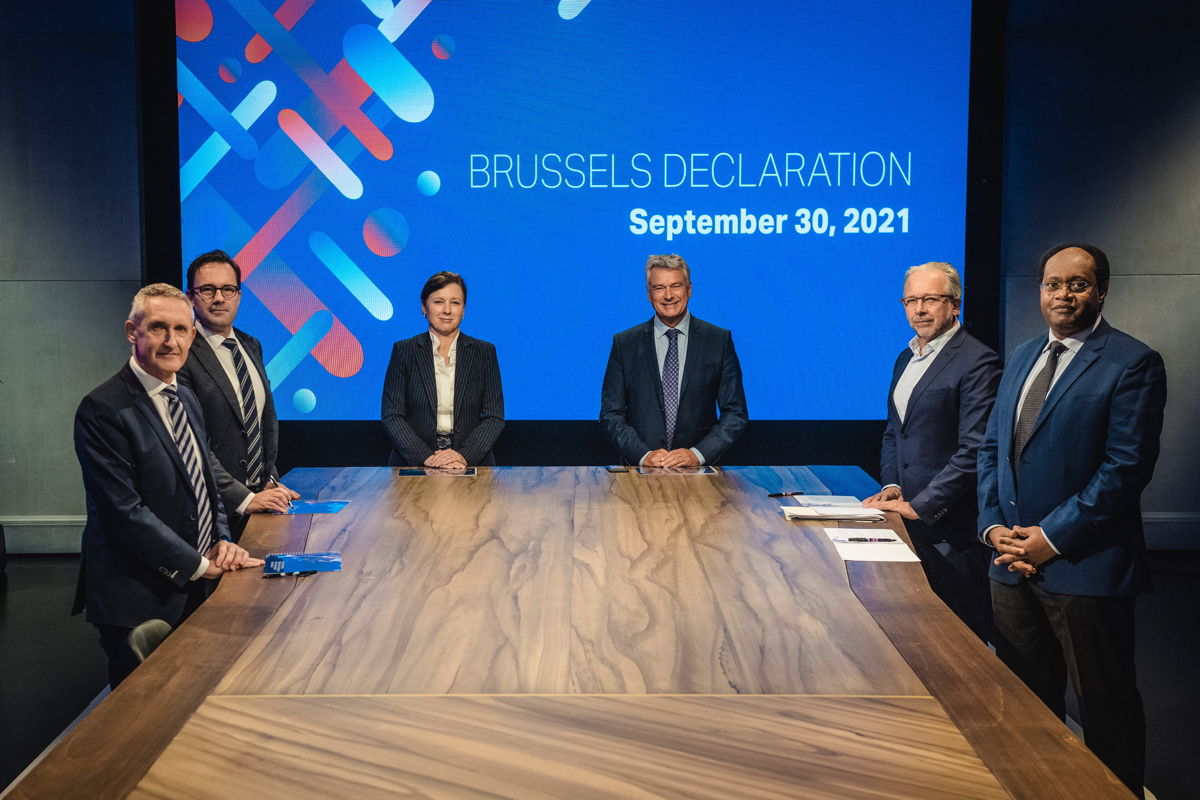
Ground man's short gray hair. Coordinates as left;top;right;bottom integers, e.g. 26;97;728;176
129;283;191;325
645;254;691;286
903;262;962;300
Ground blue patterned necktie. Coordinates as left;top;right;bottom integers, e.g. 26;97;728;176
162;387;214;555
662;328;681;450
222;338;265;488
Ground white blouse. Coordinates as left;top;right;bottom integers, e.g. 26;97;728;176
429;330;458;435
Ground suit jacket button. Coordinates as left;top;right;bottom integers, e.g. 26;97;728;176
902;463;909;469
901;434;908;440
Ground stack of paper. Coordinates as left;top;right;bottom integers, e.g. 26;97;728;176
779;496;885;522
822;527;919;562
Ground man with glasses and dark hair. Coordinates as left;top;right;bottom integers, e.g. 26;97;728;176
978;243;1166;796
177;250;297;540
863;262;1001;640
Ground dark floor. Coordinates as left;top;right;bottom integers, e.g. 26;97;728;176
2;553;1198;796
0;556;108;788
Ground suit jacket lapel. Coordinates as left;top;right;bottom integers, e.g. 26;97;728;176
1001;338;1045;458
679;317;700;401
414;333;438;414
886;350;910;421
235;327;271;395
192;335;243;423
123;368;192;491
641;321;664;410
1032;322;1110;438
902;330;963;427
453;334;475;422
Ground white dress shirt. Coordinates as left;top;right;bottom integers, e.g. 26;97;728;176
128;357;209;581
430;330;458;435
893;322;960;424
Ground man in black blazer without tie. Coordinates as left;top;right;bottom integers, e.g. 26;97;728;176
863;262;1001;640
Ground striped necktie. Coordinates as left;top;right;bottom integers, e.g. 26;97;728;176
161;387;214;555
662;328;681;450
222;338;265;488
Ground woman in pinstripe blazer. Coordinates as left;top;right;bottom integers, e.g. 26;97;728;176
381;271;505;467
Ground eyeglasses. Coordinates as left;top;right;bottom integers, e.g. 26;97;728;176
1039;280;1095;294
191;285;240;300
899;294;952;309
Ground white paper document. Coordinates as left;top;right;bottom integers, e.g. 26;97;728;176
821;527;920;562
789;495;862;507
779;504;886;522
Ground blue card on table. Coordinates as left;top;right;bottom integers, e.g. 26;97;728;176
283;501;348;514
263;552;342;577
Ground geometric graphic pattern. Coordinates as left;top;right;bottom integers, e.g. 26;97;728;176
179;1;971;422
177;0;441;413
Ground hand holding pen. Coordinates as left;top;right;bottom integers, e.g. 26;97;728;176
267;475;300;510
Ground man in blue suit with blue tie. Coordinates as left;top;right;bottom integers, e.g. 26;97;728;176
863;262;1001;640
600;254;748;467
978;243;1166;796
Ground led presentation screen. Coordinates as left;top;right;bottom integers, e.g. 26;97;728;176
176;0;972;421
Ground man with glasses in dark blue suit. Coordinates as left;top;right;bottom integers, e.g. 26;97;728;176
864;262;1001;640
978;243;1166;797
178;250;297;541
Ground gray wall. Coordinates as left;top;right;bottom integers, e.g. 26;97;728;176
1002;1;1200;547
0;3;140;551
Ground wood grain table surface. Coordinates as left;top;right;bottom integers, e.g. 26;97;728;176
5;466;1132;799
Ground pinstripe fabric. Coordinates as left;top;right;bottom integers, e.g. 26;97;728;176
382;332;505;466
221;338;264;487
162;387;214;554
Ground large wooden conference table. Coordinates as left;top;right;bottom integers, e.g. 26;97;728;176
10;466;1130;799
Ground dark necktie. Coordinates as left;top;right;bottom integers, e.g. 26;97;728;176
1013;341;1066;457
162;387;215;555
662;328;681;449
222;338;264;488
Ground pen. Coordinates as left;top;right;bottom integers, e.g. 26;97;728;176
767;491;806;498
268;476;296;510
846;537;899;543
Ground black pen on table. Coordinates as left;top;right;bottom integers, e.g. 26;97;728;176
767;490;806;498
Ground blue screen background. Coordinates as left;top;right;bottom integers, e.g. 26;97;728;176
177;0;972;420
